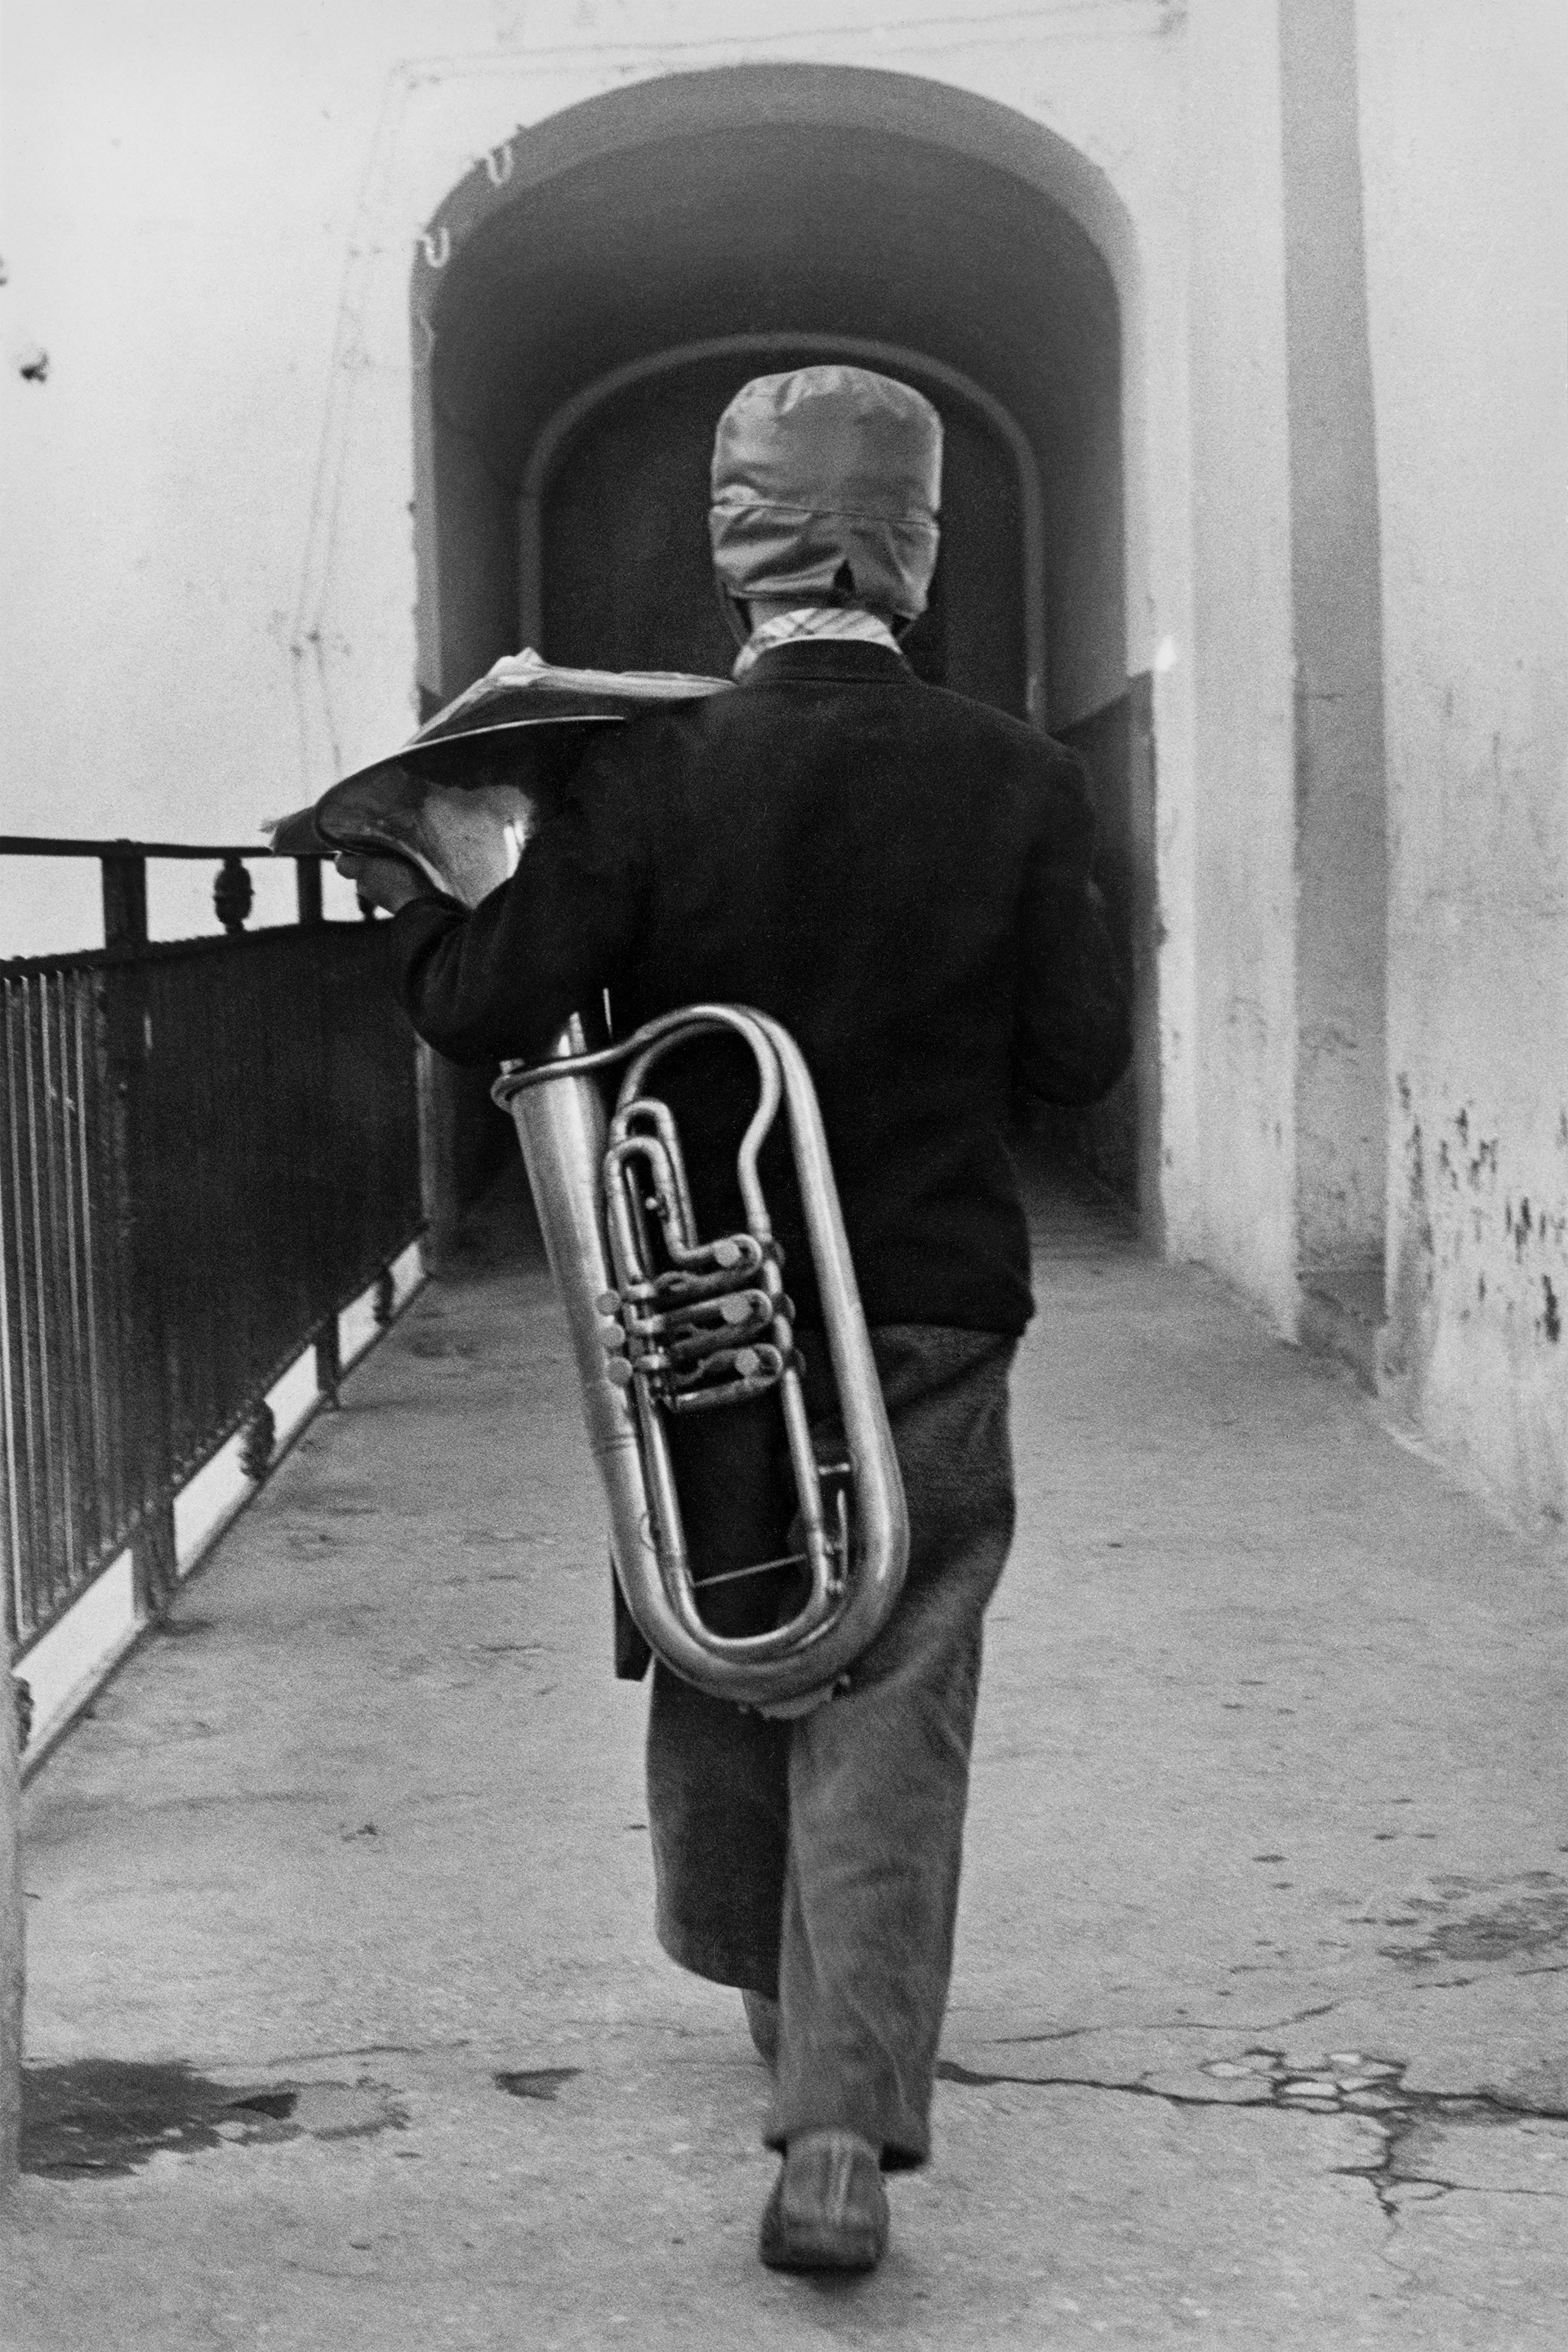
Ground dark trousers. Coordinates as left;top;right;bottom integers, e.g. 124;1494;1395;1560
645;1325;1017;2168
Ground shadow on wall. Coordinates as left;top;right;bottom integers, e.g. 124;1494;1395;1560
1040;674;1158;1224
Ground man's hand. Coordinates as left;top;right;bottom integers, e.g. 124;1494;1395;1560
334;849;428;915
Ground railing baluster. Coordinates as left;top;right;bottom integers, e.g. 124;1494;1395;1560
213;855;254;935
69;977;109;1570
296;857;323;928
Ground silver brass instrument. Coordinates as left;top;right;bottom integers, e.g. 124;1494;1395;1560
494;1007;909;1713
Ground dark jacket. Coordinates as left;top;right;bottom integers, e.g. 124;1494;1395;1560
391;639;1130;1334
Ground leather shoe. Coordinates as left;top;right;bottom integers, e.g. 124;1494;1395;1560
758;2130;889;2273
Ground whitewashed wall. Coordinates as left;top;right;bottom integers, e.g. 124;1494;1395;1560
1359;0;1568;1535
1180;0;1298;1316
6;0;1558;1525
0;0;1192;959
0;0;1340;1343
0;0;1218;1241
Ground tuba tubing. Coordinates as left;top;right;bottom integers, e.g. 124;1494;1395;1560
493;1005;908;1712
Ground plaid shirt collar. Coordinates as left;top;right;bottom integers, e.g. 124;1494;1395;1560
732;605;901;679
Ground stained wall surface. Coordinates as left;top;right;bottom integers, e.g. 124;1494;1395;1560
1357;0;1568;1535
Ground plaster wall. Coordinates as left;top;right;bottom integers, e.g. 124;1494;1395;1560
1356;0;1568;1536
1182;0;1298;1319
0;0;1211;1225
4;1;1332;1339
1;2;1187;938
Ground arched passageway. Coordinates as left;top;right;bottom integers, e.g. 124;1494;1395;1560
413;68;1153;1212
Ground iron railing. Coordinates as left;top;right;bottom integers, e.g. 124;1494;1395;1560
2;840;423;1662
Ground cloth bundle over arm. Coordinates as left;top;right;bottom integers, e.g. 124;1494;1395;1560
391;638;1130;1337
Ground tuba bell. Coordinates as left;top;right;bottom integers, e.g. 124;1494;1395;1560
493;1007;908;1713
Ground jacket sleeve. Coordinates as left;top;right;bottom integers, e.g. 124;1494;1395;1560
386;754;648;1067
1013;748;1133;1107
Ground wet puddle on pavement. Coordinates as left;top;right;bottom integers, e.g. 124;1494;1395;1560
22;2060;408;2177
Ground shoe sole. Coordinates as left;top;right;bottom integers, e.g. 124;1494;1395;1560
759;2222;885;2274
759;2194;888;2274
758;2133;889;2274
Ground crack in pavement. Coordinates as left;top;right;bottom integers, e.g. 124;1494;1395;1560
937;2045;1568;2234
986;2026;1094;2047
1140;2001;1345;2035
975;2007;1341;2050
938;2060;1258;2109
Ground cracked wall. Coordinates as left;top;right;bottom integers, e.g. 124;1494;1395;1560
1358;1;1568;1535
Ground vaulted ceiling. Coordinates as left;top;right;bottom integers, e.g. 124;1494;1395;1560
430;122;1118;494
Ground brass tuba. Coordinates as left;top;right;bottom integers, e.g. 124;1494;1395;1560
493;1008;908;1713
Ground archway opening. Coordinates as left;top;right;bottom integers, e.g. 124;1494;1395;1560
415;74;1152;1216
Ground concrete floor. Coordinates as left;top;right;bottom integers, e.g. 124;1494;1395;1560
7;1163;1567;2349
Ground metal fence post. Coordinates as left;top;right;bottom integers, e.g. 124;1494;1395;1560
314;1312;341;1405
100;849;148;951
295;856;324;927
130;1503;176;1622
212;856;254;934
101;960;175;1627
